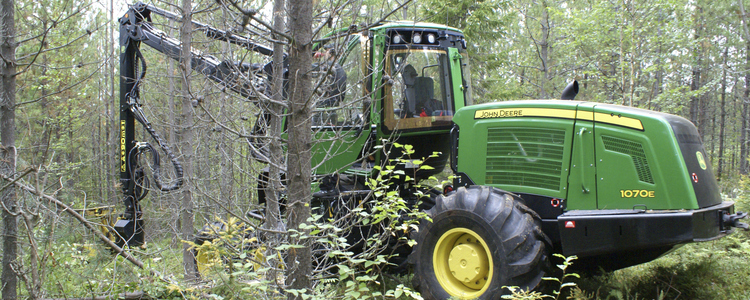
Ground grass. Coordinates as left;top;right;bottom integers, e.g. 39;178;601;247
570;242;750;299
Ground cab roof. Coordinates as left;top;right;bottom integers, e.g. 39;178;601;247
372;21;462;33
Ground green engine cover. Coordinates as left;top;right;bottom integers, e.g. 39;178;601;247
452;100;722;211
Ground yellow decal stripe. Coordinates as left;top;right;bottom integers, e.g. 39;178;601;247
474;108;576;119
474;107;644;130
120;120;127;172
575;110;594;121
593;112;644;130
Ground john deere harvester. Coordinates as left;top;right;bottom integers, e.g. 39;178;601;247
115;3;747;299
411;98;748;298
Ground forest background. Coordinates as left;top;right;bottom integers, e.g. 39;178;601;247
2;0;750;298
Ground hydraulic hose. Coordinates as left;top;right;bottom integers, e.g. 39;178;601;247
128;100;184;192
125;47;184;192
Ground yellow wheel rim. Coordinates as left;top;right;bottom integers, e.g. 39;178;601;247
433;228;493;299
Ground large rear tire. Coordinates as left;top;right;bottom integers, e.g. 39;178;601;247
412;186;549;299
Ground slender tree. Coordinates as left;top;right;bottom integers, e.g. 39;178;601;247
179;0;198;280
265;0;285;238
719;46;728;179
740;0;750;174
285;0;314;296
0;0;17;298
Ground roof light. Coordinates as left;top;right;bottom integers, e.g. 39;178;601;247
412;33;422;44
393;35;403;44
427;34;436;44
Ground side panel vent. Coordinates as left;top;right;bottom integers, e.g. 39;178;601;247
485;127;566;191
601;135;654;184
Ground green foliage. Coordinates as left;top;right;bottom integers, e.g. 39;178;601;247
155;143;434;299
40;242;136;296
418;0;522;102
185;217;277;299
14;0;109;202
300;142;430;299
503;254;580;300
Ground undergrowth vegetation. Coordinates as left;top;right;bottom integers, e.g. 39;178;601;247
19;172;750;299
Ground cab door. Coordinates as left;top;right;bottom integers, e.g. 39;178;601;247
310;35;372;174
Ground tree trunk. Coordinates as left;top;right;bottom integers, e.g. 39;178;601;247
619;2;626;105
734;76;742;173
649;9;664;110
717;47;727;180
689;5;703;132
166;19;179;245
285;0;313;297
739;0;750;174
628;0;635;106
539;0;550;99
743;44;750;175
265;0;285;238
179;0;198;281
108;0;115;205
0;0;17;298
259;0;286;287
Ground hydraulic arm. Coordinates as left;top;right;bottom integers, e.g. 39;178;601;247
115;2;277;246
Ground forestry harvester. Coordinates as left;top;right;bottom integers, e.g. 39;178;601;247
114;3;748;299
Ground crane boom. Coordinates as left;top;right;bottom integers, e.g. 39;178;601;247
115;2;277;246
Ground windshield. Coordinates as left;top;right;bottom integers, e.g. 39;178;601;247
383;49;454;131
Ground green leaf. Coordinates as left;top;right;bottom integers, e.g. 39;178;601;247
560;282;577;288
338;264;351;274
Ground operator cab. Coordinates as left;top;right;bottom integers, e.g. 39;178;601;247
381;25;472;132
376;24;471;180
305;24;472;178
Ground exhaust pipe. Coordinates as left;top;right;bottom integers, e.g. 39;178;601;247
561;80;579;100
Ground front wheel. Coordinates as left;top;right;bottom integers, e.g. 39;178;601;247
412;186;550;299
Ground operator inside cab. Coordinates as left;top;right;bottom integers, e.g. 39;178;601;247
398;64;444;118
310;35;370;129
314;45;347;108
384;50;454;131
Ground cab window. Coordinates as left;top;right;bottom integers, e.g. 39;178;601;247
384;49;454;131
311;35;370;128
